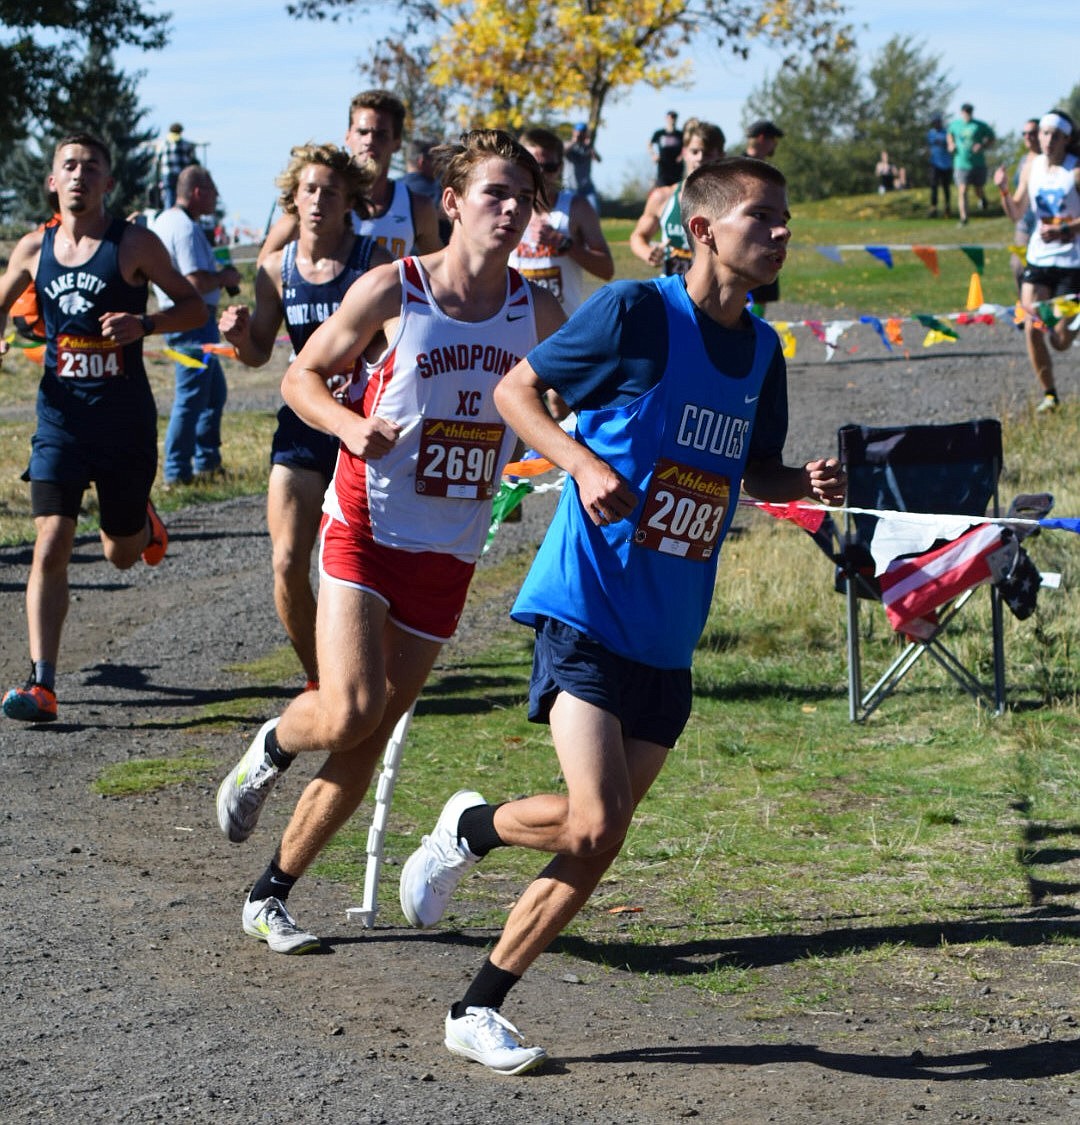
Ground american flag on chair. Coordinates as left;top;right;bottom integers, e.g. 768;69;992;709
878;523;1017;640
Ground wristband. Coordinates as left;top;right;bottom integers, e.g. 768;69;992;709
140;315;155;337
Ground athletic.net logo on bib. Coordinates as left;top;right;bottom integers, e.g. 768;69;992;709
634;457;730;560
56;334;124;380
416;418;506;500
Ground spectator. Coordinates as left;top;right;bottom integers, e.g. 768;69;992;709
400;138;441;203
401;137;451;245
649;110;684;187
565;122;601;214
875;150;898;193
150;166;242;485
948;103;995;225
926;115;952;217
745;119;784;161
154;123;199;210
743;120;785;312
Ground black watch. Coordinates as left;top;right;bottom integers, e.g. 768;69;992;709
140;315;155;337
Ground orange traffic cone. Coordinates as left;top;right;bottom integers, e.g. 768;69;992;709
966;271;984;311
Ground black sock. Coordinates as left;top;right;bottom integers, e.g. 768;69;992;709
249;858;299;903
458;803;504;857
451;959;521;1018
264;725;295;771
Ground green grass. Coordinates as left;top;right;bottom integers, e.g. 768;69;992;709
605;187;1020;312
93;750;213;796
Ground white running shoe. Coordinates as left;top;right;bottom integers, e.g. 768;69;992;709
242;895;321;955
216;718;282;843
399;789;486;928
444;1006;547;1075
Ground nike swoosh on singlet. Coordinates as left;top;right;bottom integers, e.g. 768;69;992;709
745;394;760;404
507;314;526;322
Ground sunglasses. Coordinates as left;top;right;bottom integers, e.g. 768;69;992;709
1023;130;1038;138
539;160;563;173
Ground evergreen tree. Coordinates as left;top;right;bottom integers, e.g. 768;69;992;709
746;53;866;203
0;0;167;148
0;43;157;226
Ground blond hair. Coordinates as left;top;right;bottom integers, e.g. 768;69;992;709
275;142;376;218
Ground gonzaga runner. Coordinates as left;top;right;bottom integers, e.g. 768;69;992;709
220;143;390;691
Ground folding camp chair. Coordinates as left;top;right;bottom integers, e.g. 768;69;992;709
834;418;1007;722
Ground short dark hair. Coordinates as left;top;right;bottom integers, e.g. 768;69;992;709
960;103;974;114
432;129;548;211
348;89;407;138
680;155;786;240
53;133;112;170
519;126;564;160
407;138;438;163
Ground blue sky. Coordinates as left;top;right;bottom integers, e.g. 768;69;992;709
115;1;1077;233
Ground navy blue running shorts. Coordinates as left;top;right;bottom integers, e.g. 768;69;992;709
271;404;338;482
27;437;155;537
527;616;692;749
1020;264;1080;297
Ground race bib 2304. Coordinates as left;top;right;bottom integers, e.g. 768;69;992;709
56;334;124;380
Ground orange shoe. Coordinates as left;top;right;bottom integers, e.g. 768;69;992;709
142;499;168;566
3;680;58;723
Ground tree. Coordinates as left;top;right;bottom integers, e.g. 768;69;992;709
1060;82;1080;125
745;51;865;202
863;35;955;189
745;33;955;201
287;0;853;144
0;1;169;148
0;42;157;226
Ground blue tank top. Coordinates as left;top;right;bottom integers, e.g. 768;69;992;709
512;274;778;668
35;217;154;437
281;234;376;354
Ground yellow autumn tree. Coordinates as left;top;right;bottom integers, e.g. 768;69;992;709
288;0;852;144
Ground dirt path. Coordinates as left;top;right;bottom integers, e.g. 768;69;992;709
3;313;1079;1123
